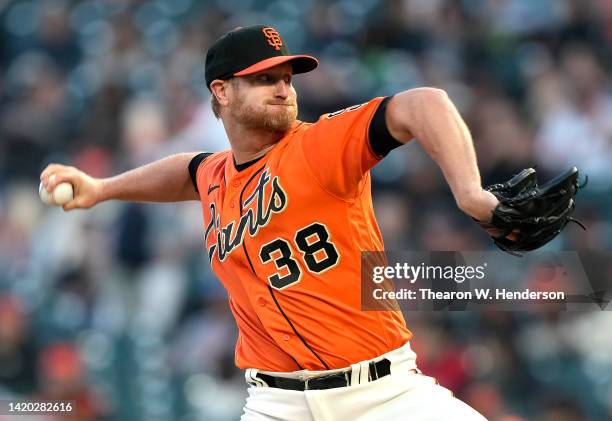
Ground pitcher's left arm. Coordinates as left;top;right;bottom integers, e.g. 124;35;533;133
384;88;498;222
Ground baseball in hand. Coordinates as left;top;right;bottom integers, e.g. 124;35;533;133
39;181;74;206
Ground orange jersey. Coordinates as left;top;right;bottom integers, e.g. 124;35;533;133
192;97;412;371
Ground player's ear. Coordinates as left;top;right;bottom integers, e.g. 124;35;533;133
210;79;231;106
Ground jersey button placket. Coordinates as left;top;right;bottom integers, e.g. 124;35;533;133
257;297;266;307
227;178;240;209
282;334;290;341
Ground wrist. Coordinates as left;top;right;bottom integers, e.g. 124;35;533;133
455;187;482;212
97;178;111;203
457;189;498;222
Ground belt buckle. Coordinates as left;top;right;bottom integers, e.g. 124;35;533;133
303;369;352;391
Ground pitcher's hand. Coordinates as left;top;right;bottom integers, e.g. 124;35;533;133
40;164;103;211
459;189;519;241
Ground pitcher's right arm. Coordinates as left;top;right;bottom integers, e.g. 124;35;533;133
40;152;202;211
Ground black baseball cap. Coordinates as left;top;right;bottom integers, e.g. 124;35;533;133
205;25;319;90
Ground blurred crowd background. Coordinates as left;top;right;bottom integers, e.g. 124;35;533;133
1;0;611;420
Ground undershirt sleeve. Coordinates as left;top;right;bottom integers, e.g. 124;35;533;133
188;152;213;193
368;96;403;157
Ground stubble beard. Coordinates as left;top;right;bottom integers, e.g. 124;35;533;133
231;98;298;134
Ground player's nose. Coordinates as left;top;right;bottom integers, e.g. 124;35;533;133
273;79;290;99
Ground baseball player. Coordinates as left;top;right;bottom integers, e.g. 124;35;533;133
41;25;496;420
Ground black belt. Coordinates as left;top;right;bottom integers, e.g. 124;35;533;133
254;358;391;391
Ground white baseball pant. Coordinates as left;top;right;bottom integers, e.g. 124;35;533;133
241;342;487;420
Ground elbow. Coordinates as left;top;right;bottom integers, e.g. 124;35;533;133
411;87;448;101
407;88;451;113
401;87;450;112
388;88;450;141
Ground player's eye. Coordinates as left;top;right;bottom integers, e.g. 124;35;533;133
283;75;292;84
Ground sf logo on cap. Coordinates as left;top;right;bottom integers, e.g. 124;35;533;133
262;27;283;50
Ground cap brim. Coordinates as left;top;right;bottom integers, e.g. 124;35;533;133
233;55;319;77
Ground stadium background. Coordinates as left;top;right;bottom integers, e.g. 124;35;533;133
1;0;611;419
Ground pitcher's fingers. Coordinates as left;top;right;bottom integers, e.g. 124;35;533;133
63;199;79;212
40;164;67;185
63;195;91;212
47;170;78;192
506;229;520;241
40;163;62;179
486;228;520;242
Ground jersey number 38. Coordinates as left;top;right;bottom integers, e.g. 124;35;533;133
259;222;340;290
